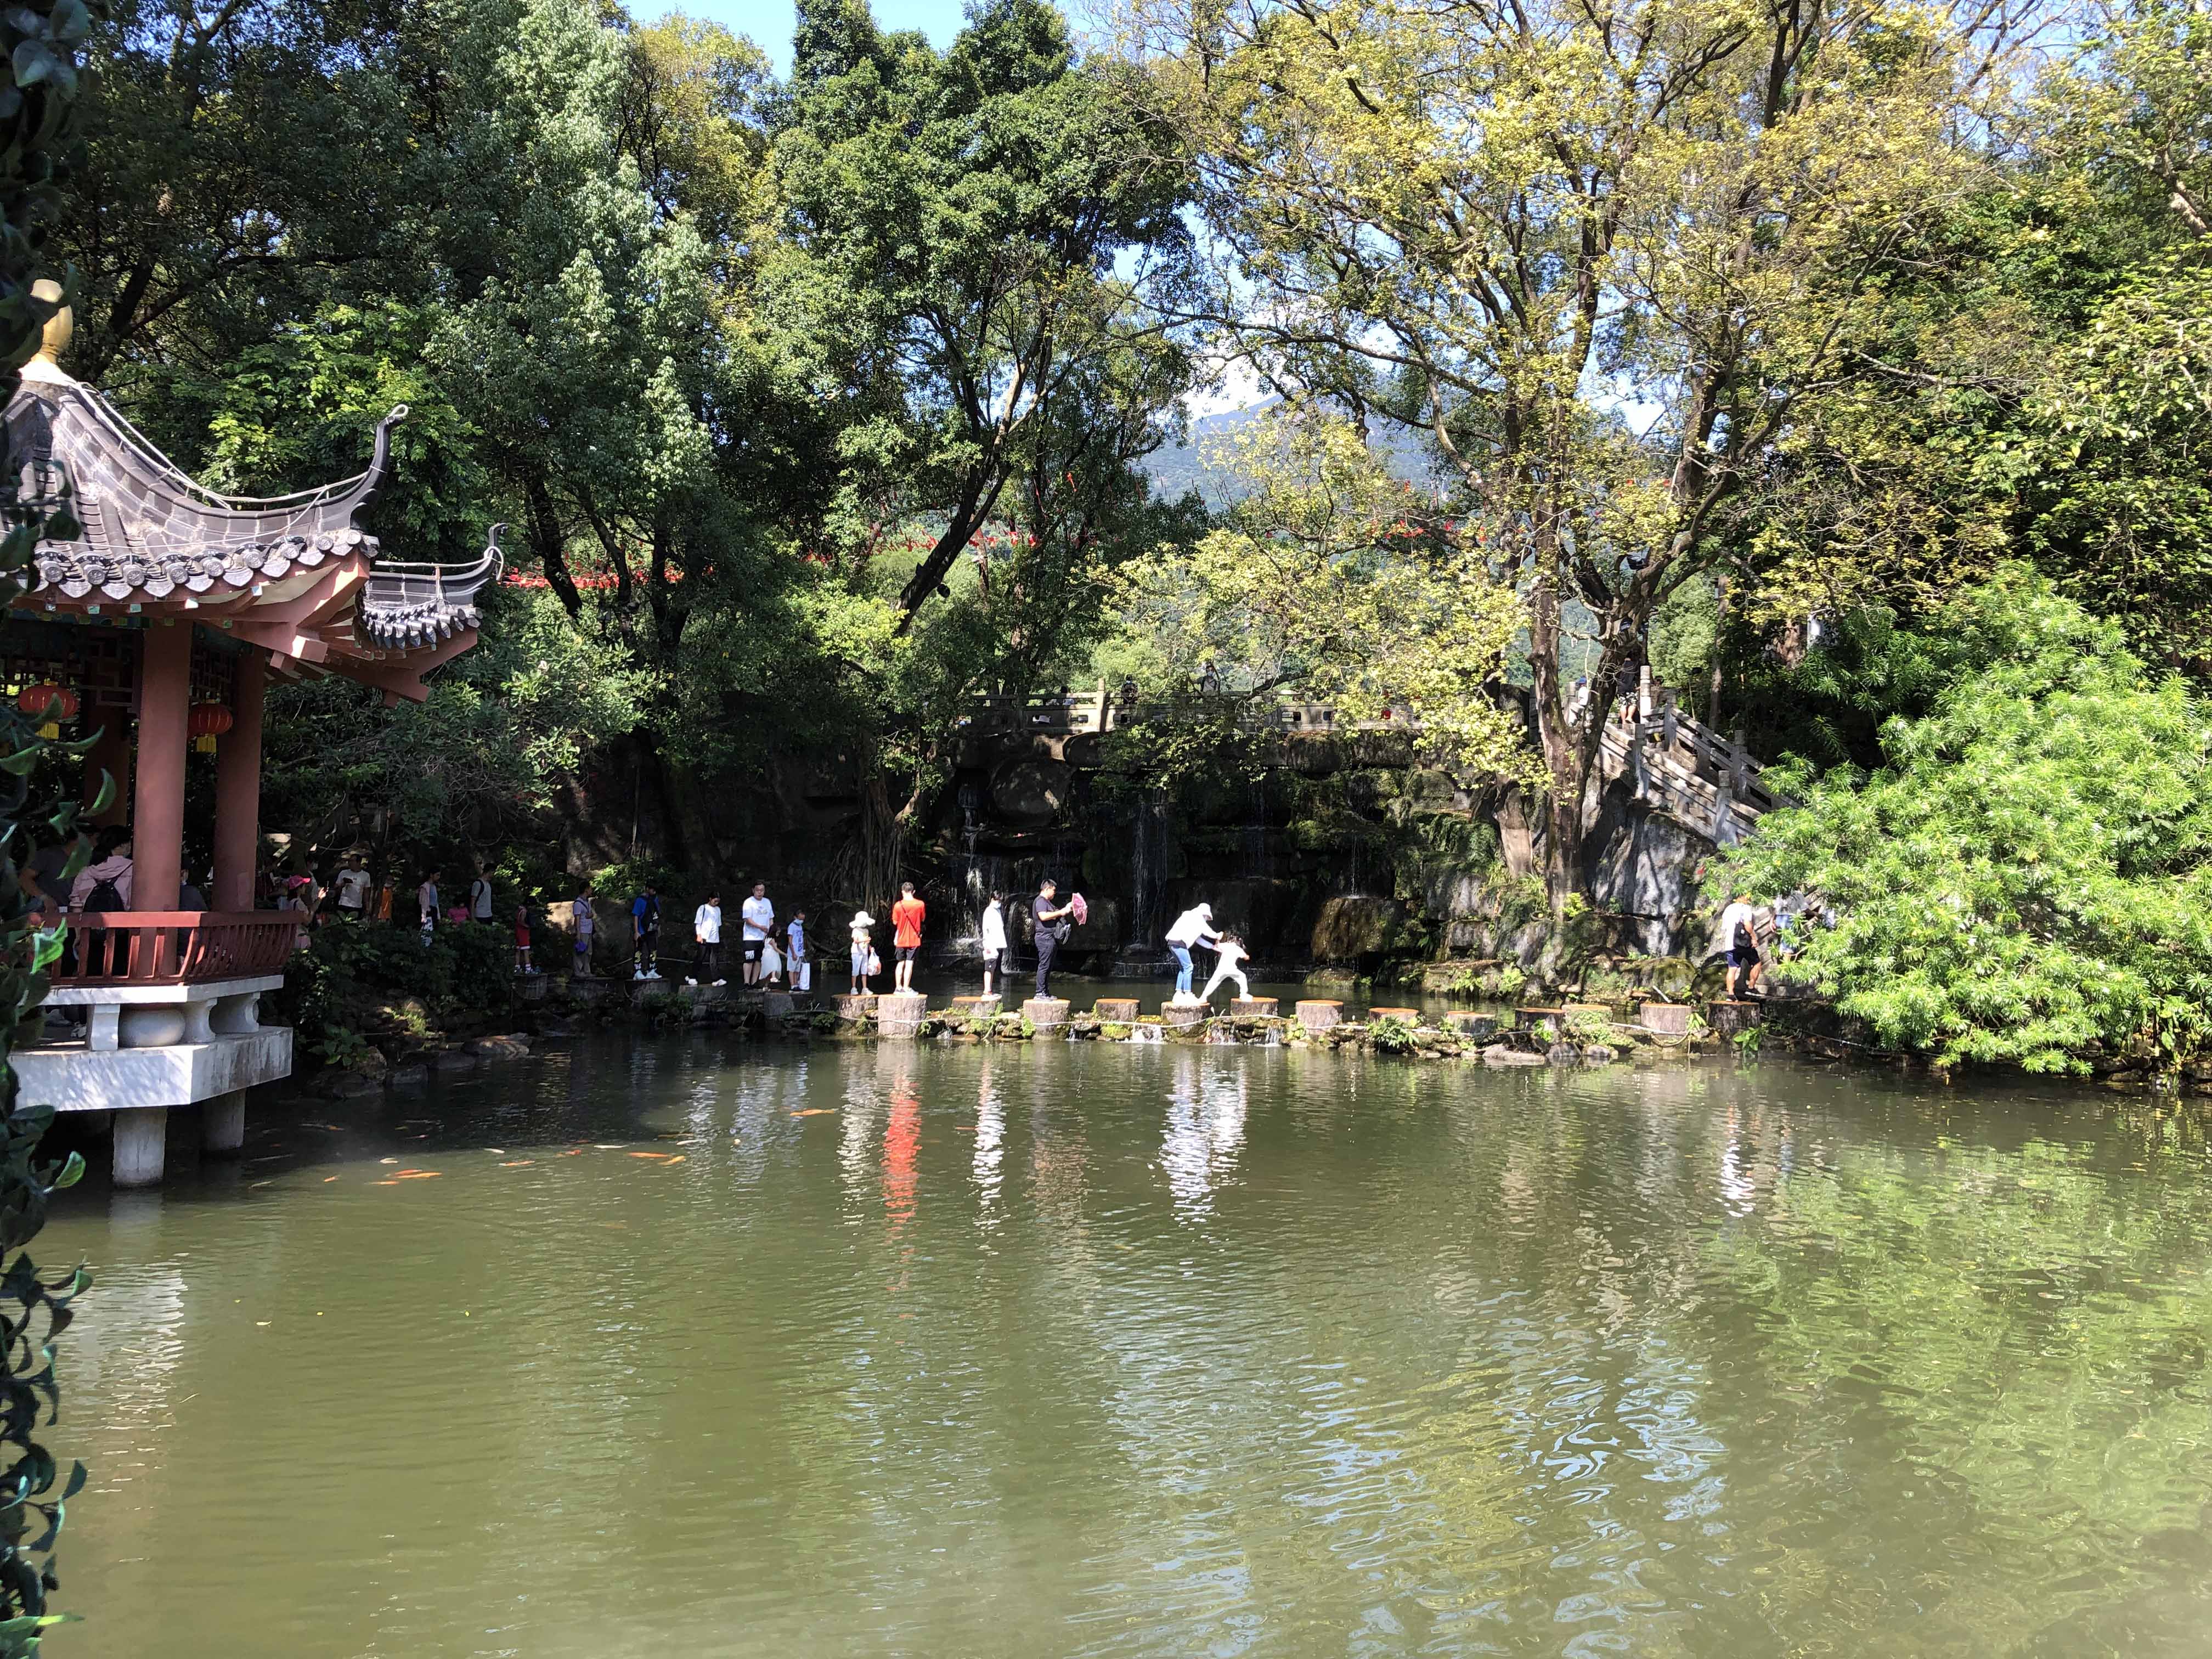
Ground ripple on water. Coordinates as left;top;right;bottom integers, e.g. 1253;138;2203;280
36;1037;2212;1656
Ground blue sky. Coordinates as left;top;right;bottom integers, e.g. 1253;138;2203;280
669;0;972;75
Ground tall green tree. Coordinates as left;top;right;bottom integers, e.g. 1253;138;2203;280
775;0;1197;626
1135;0;2029;911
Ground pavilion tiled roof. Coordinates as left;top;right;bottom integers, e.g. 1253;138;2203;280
0;308;496;701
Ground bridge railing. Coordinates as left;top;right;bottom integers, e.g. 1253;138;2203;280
955;689;1414;737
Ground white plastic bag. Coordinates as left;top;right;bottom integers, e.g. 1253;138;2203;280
866;950;882;977
796;960;811;991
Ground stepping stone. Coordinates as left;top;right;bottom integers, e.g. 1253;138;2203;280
1093;997;1139;1021
1297;1000;1343;1031
1229;997;1277;1017
1023;997;1070;1031
835;994;877;1023
949;995;1000;1019
1704;1000;1764;1039
1515;1006;1565;1029
1639;1001;1691;1036
1446;1011;1500;1040
1368;1006;1421;1022
878;991;927;1037
1164;1002;1207;1028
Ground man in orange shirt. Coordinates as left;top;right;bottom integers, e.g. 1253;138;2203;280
890;881;927;994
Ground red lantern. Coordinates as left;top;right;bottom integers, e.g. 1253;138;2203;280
188;703;235;740
16;683;77;721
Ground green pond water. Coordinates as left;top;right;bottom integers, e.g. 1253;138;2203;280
39;1036;2212;1657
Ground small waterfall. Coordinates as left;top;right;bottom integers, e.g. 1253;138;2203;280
1131;1023;1164;1044
1128;789;1167;949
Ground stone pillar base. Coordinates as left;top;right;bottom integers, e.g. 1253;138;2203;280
1296;1000;1343;1032
1023;997;1069;1031
1164;1002;1207;1029
1639;1001;1692;1036
1368;1006;1421;1022
202;1091;245;1154
1093;997;1139;1022
1705;1000;1764;1039
763;991;795;1019
835;994;877;1023
114;1107;167;1187
1229;997;1277;1018
878;991;927;1037
949;996;999;1019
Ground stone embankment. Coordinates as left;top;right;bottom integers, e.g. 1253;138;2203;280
523;978;1754;1066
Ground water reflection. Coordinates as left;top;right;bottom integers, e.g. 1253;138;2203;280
38;1042;2212;1658
972;1056;1006;1226
1160;1050;1248;1221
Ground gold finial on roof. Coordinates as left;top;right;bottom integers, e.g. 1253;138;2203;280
24;278;71;380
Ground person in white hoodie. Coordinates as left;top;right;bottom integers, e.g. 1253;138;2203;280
979;892;1008;998
1198;933;1251;1005
1164;902;1220;1005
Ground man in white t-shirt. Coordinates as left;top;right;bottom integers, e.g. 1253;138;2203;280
469;869;495;923
740;882;774;986
691;891;724;986
332;860;371;919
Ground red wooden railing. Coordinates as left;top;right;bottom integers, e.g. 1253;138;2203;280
49;912;298;988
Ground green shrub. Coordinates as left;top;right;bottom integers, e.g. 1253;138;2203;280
1368;1013;1420;1053
279;920;514;1057
1728;570;2212;1074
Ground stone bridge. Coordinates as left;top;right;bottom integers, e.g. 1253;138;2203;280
957;674;1784;850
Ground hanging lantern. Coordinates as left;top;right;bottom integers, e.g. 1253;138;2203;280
189;702;234;754
16;682;78;721
16;682;76;740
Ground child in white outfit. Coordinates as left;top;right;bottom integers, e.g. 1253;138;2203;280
1199;935;1250;1004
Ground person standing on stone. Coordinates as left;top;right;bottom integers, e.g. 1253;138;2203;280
514;900;534;975
786;909;809;992
1198;933;1251;1005
416;869;439;946
631;882;663;980
572;882;597;977
470;867;496;926
890;881;926;994
849;910;877;995
692;890;724;986
979;891;1008;999
741;881;775;986
1030;878;1075;1000
1164;902;1220;1005
1714;891;1763;999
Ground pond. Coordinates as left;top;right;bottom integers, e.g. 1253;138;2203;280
42;1036;2212;1656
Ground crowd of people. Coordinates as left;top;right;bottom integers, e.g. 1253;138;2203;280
17;831;1803;1006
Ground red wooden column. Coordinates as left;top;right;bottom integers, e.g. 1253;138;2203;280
82;710;129;827
133;620;193;913
212;647;265;912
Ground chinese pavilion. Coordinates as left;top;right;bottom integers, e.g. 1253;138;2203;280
2;283;500;1185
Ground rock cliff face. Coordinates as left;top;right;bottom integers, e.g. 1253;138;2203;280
554;733;1717;980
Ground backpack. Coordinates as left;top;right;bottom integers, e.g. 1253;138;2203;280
1733;919;1756;953
1069;892;1088;926
84;873;125;912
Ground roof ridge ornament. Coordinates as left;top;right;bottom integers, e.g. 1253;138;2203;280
20;278;72;386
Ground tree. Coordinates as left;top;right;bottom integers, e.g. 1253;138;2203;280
1119;407;1532;785
1726;568;2212;1075
1134;0;2027;912
774;0;1197;627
